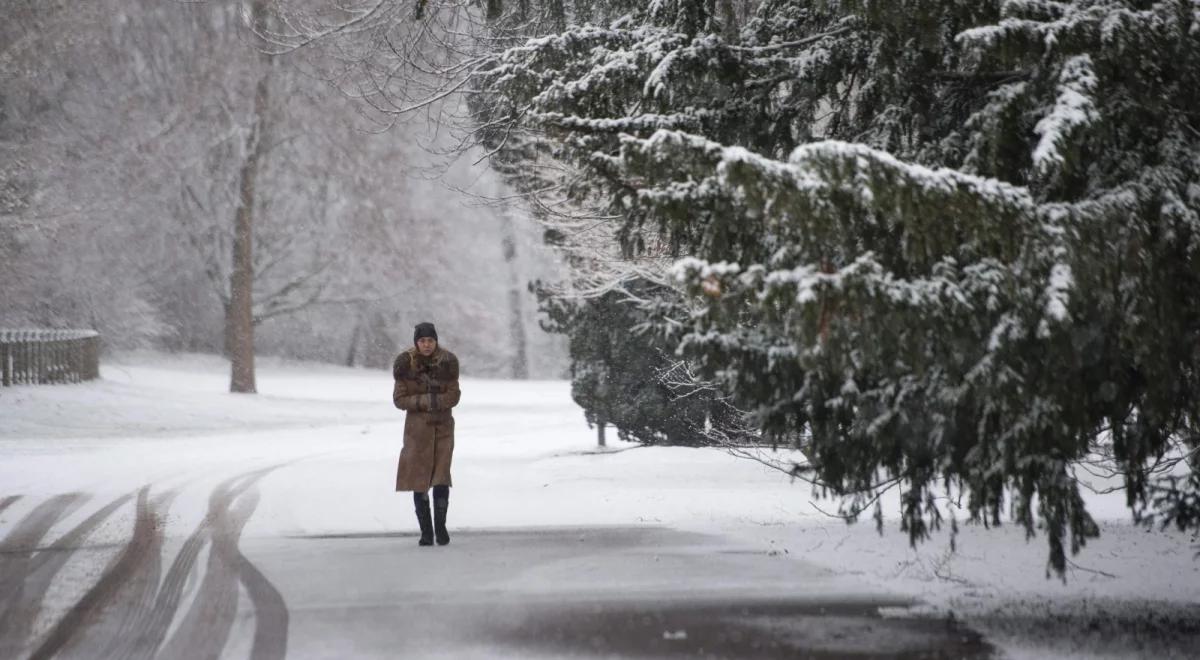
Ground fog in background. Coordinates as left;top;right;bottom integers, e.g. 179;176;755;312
0;0;568;378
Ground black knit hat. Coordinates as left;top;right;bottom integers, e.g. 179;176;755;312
413;322;438;345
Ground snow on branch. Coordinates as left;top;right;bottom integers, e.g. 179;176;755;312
531;111;701;133
956;2;1107;54
1032;54;1097;176
619;129;1039;265
785;140;1035;212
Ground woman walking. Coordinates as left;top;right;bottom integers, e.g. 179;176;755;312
393;322;461;546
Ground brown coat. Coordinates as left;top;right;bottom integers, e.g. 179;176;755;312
393;346;461;492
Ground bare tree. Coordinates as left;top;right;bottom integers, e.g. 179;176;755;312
500;207;529;379
228;2;272;392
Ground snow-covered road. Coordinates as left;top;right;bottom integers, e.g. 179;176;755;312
1;352;1197;658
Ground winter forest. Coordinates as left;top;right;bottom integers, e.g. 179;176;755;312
3;0;1200;658
1;0;567;378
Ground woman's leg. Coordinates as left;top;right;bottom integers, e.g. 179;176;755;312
432;484;450;546
413;491;434;546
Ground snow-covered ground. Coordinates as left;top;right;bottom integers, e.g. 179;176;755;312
1;351;1197;658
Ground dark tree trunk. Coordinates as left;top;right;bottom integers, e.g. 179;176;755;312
228;10;270;394
228;93;261;392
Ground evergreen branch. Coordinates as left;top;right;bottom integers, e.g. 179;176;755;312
728;26;854;53
806;477;904;522
1065;558;1117;579
930;70;1031;83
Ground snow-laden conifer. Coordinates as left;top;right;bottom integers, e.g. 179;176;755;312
294;0;1200;575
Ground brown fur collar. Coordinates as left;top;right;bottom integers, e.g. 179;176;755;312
393;347;455;380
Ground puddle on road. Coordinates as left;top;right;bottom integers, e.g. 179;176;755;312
490;599;992;659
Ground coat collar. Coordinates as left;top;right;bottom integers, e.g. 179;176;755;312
407;346;446;369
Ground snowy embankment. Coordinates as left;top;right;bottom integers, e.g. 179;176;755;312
1;351;1197;658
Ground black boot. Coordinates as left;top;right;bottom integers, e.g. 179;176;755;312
432;487;450;546
414;493;434;546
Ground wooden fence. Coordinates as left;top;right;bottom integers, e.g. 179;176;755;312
0;329;100;386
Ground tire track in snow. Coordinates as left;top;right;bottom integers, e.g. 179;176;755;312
0;493;87;645
115;512;211;660
157;467;284;660
79;491;179;660
0;493;86;583
0;491;133;658
28;487;159;660
5;466;290;660
19;493;134;577
0;494;21;516
118;471;266;660
235;494;288;660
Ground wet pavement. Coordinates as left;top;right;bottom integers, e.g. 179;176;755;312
246;526;990;659
1;490;991;659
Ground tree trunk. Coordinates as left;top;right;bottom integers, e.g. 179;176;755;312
719;0;738;42
548;0;565;32
228;25;270;394
345;315;363;367
501;211;529;379
228;112;259;393
222;301;233;358
597;420;606;448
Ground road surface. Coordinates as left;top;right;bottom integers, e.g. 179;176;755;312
0;484;988;659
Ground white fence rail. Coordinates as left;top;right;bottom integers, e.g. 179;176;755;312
0;329;100;386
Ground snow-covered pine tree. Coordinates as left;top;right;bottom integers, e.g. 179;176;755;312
462;0;1200;575
537;278;744;447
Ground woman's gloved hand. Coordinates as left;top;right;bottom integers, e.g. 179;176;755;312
419;373;443;393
